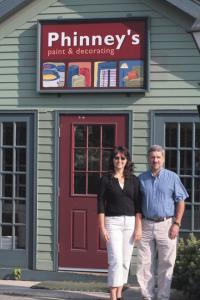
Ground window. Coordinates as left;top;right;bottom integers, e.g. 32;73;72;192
72;124;115;195
0;122;27;250
153;112;200;238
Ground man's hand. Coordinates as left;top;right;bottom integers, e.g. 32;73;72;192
169;223;180;239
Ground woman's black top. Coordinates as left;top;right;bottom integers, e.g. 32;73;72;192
97;174;142;216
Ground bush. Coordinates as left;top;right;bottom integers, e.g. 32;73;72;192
173;233;200;300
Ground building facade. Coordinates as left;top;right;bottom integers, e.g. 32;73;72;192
0;0;200;278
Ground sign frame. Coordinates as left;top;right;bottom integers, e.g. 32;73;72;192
37;17;149;94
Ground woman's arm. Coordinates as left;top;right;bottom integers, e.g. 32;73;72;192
98;213;109;242
134;213;142;241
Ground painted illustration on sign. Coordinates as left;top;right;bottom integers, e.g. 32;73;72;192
38;18;148;92
42;62;65;88
94;61;117;87
119;60;144;88
67;62;91;87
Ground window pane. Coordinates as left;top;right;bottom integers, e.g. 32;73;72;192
15;200;26;224
165;150;177;172
2;148;13;171
2;200;13;223
180;150;192;175
180;123;192;147
2;225;12;236
74;173;86;194
1;230;14;250
181;177;192;203
102;149;112;171
195;150;200;175
102;125;115;147
15;226;26;249
88;149;100;171
74;149;86;171
194;205;200;230
195;123;200;148
16;148;26;172
74;125;86;147
181;205;191;230
3;122;13;145
16;122;26;145
194;178;200;203
15;174;26;198
2;174;13;197
88;125;100;147
165;123;177;147
88;172;99;194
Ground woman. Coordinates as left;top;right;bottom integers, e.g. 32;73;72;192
97;146;142;300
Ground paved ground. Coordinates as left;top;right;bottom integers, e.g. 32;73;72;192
0;280;142;300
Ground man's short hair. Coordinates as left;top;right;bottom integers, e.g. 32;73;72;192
148;145;165;157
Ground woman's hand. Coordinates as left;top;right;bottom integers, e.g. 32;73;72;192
134;227;142;241
100;227;109;242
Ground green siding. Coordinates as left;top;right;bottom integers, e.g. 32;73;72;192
0;0;199;271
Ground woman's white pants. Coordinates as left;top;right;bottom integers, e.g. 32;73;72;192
105;216;135;287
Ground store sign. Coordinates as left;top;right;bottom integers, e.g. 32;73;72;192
37;18;148;93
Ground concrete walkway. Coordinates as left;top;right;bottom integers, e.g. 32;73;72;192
0;280;142;299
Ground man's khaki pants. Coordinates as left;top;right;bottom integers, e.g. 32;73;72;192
136;218;177;300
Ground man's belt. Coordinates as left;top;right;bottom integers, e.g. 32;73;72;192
143;216;173;222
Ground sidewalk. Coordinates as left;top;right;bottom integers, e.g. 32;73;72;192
0;280;142;299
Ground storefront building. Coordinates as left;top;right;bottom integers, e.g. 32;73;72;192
0;0;200;278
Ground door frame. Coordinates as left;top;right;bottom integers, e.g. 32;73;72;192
53;110;132;271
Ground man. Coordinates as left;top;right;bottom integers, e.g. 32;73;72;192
137;145;188;300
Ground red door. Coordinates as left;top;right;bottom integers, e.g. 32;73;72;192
59;114;128;269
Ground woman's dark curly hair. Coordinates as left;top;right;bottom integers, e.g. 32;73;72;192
108;146;134;178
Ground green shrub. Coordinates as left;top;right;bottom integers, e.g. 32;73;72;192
173;233;200;300
12;268;22;280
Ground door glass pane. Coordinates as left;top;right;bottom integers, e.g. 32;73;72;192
74;149;86;171
194;205;200;230
102;125;115;147
194;178;200;203
16;149;26;172
3;123;13;145
102;149;112;171
16;122;26;145
181;205;191;230
15;174;26;198
15;226;25;249
88;149;100;170
15;200;26;224
195;150;200;175
74;173;86;194
180;150;192;175
2;200;13;223
74;125;86;147
181;177;192;203
2;174;13;197
180;123;192;147
88;172;99;194
88;125;100;147
195;123;200;148
165;150;177;172
165;123;177;147
2;148;13;171
1;226;14;249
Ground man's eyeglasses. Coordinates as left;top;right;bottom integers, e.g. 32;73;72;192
114;156;126;161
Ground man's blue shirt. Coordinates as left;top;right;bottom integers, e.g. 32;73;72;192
139;168;189;218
